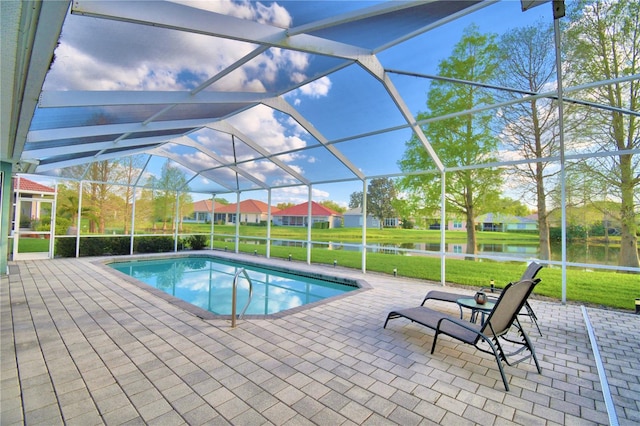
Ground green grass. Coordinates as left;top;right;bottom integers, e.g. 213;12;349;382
15;237;51;253
207;238;638;312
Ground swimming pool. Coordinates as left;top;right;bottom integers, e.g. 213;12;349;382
107;255;361;317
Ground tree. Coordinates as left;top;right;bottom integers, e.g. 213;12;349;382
56;183;97;233
565;0;640;269
121;155;145;234
399;25;503;258
319;200;345;213
495;22;560;261
348;191;363;209
277;202;294;210
153;162;190;231
367;178;398;228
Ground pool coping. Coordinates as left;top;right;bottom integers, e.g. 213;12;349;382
94;250;372;321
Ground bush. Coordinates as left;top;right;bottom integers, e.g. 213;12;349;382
55;236;131;257
135;236;175;253
188;234;208;250
550;225;588;241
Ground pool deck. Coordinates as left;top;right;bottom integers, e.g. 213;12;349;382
2;252;639;425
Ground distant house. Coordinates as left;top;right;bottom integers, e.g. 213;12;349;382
425;218;467;231
273;201;342;228
343;207;381;229
12;177;56;229
476;213;538;232
188;200;226;223
215;199;279;225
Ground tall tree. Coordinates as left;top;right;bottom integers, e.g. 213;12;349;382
495;22;560;261
367;178;398;228
565;0;640;269
121;155;145;234
399;25;503;257
154;162;190;231
348;191;363;209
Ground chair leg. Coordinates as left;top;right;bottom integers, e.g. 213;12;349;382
520;325;542;374
480;336;510;391
430;330;440;354
383;313;396;328
523;302;542;336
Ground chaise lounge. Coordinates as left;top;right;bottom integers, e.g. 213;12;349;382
384;278;542;391
420;261;543;334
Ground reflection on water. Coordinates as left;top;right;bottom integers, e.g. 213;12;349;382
258;239;630;265
110;257;355;315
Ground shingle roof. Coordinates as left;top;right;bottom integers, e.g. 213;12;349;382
13;177;55;193
273;201;340;217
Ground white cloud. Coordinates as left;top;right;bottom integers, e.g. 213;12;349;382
298;76;332;98
45;1;295;91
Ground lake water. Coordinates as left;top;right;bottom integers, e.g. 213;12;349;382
265;239;628;265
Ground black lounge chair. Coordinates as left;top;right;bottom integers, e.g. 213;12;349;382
421;262;543;335
384;279;542;391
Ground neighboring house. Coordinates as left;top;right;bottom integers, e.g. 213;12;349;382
215;199;279;225
273;201;342;228
476;213;538;232
188;199;226;223
343;207;381;229
425;218;467;231
12;177;56;230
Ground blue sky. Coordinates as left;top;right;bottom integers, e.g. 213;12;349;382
38;0;558;207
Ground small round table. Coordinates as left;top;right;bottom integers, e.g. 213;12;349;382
456;298;496;324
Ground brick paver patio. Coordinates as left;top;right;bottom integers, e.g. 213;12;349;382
2;253;638;425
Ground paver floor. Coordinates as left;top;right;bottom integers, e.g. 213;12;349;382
2;253;638;425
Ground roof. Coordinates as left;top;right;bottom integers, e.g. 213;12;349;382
13;177;55;194
273;201;340;217
2;1;635;212
3;0;491;191
344;207;372;216
215;199;279;214
191;199;225;213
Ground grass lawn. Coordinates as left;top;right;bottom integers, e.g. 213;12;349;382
15;237;51;253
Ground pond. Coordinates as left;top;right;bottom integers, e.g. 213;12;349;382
264;239;628;265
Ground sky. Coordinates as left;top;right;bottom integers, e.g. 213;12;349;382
35;0;560;208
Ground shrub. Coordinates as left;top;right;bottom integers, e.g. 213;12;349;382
55;236;131;257
188;234;208;250
135;236;175;253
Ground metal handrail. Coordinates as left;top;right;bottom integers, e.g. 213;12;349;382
231;268;253;328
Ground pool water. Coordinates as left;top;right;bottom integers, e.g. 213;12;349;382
109;256;357;316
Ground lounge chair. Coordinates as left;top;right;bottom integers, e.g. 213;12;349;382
384;279;542;391
421;261;543;335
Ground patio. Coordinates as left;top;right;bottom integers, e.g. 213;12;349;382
1;253;639;425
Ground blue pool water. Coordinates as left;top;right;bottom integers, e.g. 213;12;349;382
109;256;357;316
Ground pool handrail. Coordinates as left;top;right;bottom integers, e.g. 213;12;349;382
231;267;253;327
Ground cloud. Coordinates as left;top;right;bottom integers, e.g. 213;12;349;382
270;186;330;205
298;76;332;98
45;1;295;91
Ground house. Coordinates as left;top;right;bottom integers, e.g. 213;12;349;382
272;201;342;228
476;213;538;232
188;199;226;223
343;207;381;229
215;199;279;225
12;177;56;230
424;218;467;231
